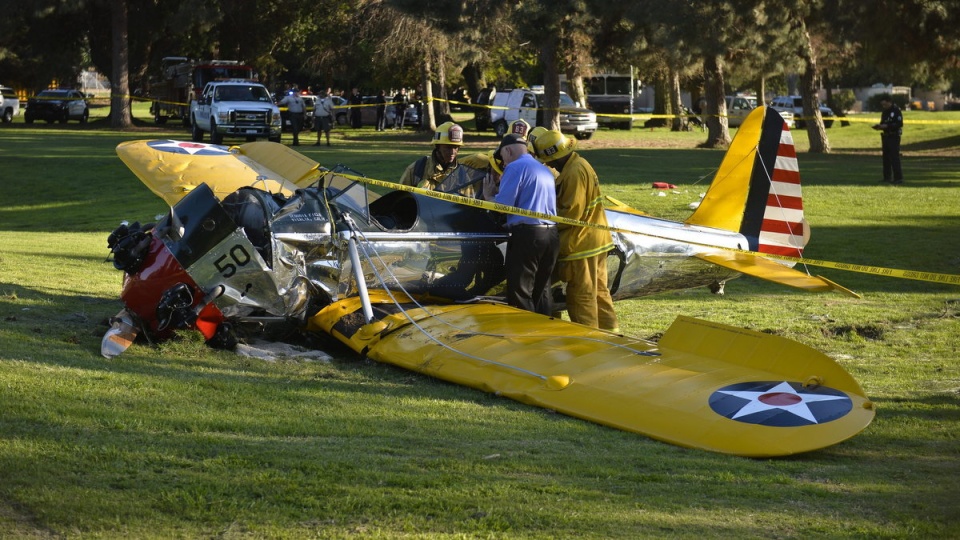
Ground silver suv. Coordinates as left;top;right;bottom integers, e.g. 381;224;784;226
769;95;834;128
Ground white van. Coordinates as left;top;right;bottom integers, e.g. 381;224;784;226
1;86;20;123
489;87;597;140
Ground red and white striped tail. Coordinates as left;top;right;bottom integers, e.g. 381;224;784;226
758;126;806;258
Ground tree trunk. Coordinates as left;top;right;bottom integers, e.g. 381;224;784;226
110;0;132;128
421;56;435;132
702;55;730;148
436;49;450;117
800;25;830;153
565;64;586;110
650;71;669;128
540;35;560;130
822;68;832;110
669;67;687;131
462;61;484;107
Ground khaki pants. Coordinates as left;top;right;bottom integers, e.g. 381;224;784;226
556;253;618;330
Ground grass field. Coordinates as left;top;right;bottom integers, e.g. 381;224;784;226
0;103;958;538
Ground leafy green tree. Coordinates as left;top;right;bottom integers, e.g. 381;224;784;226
853;0;960;89
0;1;88;91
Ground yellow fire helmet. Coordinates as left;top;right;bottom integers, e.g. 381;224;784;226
533;129;576;163
527;126;549;158
508;119;531;139
488;149;505;175
433;121;464;146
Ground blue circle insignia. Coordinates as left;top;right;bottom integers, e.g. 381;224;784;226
709;381;853;427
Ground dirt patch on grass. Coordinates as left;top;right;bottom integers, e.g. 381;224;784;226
821;324;886;340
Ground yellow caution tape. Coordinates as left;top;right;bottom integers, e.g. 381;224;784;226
426;96;960;124
324;170;960;287
79;93;960;125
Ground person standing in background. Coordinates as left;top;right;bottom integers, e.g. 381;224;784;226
393;88;407;130
873;96;904;185
349;87;362;128
375;90;387;132
278;87;305;146
313;88;334;147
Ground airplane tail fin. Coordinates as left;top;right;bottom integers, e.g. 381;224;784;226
685;106;806;259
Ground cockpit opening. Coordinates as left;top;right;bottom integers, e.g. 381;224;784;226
369;191;418;230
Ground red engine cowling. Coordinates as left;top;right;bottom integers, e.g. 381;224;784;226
120;235;225;341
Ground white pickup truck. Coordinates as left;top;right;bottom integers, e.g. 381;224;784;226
489;87;598;140
190;80;282;144
1;85;21;123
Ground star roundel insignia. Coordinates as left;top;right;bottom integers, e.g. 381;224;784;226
147;140;231;156
709;381;852;427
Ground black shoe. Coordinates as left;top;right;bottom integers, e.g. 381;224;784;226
880;178;892;183
891;179;903;185
313;142;321;146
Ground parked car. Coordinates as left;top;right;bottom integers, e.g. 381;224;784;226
1;85;20;123
489;87;597;140
448;87;471;111
391;99;419;127
725;95;794;128
769;95;834;128
354;95;419;127
25;89;89;124
330;96;350;125
473;87;496;131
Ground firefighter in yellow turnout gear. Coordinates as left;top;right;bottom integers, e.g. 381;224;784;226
533;130;619;331
400;121;484;198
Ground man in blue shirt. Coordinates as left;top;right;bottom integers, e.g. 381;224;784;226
494;134;559;315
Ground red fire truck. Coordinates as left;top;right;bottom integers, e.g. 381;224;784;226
148;57;257;126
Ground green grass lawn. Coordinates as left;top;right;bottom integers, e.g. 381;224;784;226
0;103;958;538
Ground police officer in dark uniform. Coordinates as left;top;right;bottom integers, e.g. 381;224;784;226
873;96;903;184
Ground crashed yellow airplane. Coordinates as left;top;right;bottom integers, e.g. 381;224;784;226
103;106;874;457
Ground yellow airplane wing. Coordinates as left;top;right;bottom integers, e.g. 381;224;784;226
116;139;324;206
695;251;861;298
309;293;874;457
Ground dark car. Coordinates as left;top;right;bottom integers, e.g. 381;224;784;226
25;89;89;124
448;87;471;111
473;87;496;131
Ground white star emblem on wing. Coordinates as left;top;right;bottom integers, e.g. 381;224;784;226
149;140;230;155
716;381;849;424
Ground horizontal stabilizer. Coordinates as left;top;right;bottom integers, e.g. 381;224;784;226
695;251;861;298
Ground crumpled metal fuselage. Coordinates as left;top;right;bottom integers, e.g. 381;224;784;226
126;172;746;337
